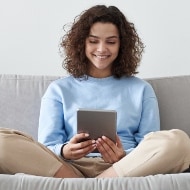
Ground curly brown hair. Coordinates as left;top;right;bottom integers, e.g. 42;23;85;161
60;5;144;78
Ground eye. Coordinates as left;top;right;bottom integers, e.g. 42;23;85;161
107;41;116;44
89;40;98;44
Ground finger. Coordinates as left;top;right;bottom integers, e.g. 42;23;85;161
102;136;116;148
97;136;125;162
71;138;96;153
70;133;90;143
70;143;97;159
115;135;126;158
69;138;95;152
96;140;110;162
96;138;117;163
101;136;118;154
103;135;124;157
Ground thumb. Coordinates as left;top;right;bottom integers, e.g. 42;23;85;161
116;135;123;148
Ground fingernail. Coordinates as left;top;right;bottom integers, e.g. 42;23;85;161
102;136;106;139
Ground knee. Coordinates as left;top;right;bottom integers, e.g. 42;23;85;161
160;129;190;154
0;129;15;164
0;134;9;160
167;129;189;143
0;135;10;173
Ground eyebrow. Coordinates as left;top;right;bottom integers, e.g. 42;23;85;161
88;35;119;39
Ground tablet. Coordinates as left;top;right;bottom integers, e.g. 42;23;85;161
77;109;117;144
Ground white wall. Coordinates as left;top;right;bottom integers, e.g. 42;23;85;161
0;0;190;78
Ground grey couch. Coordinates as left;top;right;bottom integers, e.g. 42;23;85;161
0;74;190;190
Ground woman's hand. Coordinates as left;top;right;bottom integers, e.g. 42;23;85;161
96;135;126;164
62;133;96;160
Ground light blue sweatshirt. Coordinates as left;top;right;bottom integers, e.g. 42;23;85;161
38;75;160;157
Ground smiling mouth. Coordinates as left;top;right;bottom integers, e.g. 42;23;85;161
95;55;110;59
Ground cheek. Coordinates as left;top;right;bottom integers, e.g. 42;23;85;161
114;46;120;56
85;47;93;61
85;45;94;56
112;48;119;57
85;45;89;56
85;43;89;51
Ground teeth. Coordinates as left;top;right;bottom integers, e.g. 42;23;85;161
96;55;108;59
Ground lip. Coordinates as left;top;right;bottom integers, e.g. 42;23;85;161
94;55;110;59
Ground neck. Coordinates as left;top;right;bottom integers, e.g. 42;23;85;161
87;69;112;78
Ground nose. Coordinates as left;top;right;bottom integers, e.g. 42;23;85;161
97;42;107;52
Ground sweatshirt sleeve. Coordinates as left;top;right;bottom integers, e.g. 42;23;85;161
38;82;67;157
134;83;160;145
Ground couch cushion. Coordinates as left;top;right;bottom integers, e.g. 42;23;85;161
0;173;190;190
0;74;60;140
147;75;190;135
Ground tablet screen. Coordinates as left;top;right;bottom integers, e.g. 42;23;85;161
77;109;117;144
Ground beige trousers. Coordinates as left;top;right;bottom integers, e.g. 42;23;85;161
113;129;190;177
0;128;190;177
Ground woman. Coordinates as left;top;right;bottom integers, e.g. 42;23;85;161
0;5;190;178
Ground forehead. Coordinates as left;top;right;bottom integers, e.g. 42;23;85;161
89;22;119;38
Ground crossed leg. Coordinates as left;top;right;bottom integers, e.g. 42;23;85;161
0;128;81;178
98;129;190;177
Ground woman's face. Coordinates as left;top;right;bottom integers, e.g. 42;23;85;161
85;22;120;78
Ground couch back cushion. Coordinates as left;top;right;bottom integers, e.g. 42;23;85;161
0;74;190;140
0;74;59;140
147;75;190;135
